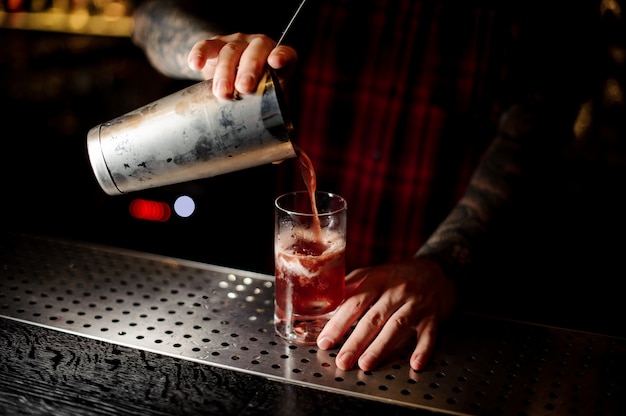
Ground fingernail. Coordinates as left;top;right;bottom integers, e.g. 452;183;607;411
358;352;376;371
214;79;230;98
238;73;256;93
411;354;426;371
317;336;332;350
336;351;355;370
188;54;202;71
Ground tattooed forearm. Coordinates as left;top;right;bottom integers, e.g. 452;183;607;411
132;0;219;80
416;105;535;281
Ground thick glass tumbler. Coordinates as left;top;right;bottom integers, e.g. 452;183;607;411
274;191;347;344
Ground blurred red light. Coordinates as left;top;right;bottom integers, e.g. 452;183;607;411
129;199;171;222
4;0;26;11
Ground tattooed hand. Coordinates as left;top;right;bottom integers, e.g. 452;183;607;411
132;0;297;99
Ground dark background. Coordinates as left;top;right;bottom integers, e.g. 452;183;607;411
1;5;625;339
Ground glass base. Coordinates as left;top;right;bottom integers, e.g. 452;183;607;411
274;308;335;345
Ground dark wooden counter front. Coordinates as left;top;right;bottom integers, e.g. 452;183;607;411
1;233;625;415
0;318;427;416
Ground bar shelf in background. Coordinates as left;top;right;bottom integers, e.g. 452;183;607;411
0;9;132;37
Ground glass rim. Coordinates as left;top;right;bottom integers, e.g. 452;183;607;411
275;190;347;217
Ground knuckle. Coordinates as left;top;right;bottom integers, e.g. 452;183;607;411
364;309;386;329
342;296;366;313
248;33;274;45
223;41;244;52
219;32;247;41
390;313;411;330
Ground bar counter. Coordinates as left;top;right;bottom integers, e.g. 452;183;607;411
1;232;625;415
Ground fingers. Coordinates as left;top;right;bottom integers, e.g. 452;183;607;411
316;269;373;350
410;315;437;371
210;39;248;98
316;288;373;351
342;301;415;371
267;45;298;70
337;308;437;372
188;39;216;72
317;260;449;372
235;35;276;93
268;45;298;95
187;33;295;99
357;304;416;371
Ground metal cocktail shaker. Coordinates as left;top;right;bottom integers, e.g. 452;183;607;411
87;70;295;195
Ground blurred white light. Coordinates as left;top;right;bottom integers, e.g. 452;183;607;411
174;195;195;218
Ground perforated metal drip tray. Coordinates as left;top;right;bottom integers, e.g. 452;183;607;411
1;233;625;415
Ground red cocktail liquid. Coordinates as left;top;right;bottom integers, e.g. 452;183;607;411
275;229;345;317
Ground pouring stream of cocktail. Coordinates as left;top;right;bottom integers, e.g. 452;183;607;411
295;145;323;240
274;0;323;238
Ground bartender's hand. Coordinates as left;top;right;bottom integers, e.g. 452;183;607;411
187;33;297;99
317;258;457;371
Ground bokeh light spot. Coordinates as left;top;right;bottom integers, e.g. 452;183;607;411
174;195;195;218
129;199;171;222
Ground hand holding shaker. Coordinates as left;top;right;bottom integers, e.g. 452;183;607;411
87;70;295;195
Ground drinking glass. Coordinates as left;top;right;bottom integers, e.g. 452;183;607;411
274;191;347;344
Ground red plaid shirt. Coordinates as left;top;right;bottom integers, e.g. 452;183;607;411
274;0;514;270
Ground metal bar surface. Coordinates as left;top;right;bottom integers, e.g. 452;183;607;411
0;233;624;415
